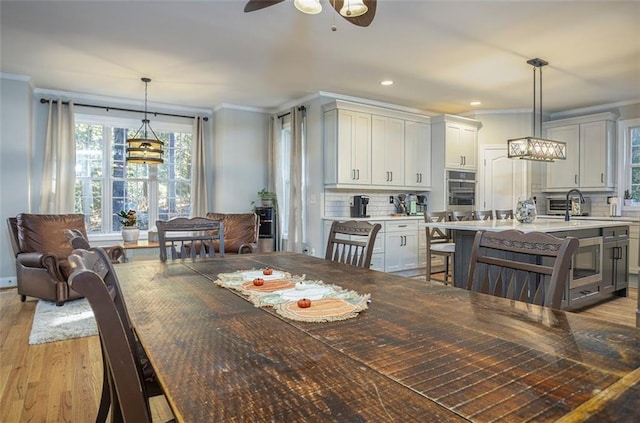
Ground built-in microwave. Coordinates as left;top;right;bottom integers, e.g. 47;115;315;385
546;196;591;216
570;236;602;289
447;170;476;212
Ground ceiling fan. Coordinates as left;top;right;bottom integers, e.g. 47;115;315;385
244;0;377;27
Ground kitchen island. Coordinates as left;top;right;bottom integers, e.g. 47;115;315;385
423;218;631;310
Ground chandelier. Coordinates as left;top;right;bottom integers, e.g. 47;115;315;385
126;77;164;164
507;58;566;162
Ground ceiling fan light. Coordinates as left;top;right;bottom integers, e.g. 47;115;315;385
340;0;368;17
294;0;322;15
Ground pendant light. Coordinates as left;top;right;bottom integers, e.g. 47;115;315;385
294;0;322;14
507;58;566;162
340;0;368;17
126;77;164;165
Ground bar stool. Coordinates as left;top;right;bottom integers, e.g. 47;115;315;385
424;211;455;285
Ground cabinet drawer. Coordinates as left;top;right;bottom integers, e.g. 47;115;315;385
385;220;418;232
603;226;630;241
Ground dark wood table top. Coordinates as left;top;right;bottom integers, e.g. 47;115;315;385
115;252;640;422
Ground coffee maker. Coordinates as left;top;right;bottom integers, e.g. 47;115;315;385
416;195;427;215
350;195;370;218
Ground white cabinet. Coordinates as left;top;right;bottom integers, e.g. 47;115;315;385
371;115;405;186
384;220;419;272
432;115;480;171
544;113;617;191
404;120;431;189
324;108;371;187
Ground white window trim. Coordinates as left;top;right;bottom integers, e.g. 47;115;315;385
618;117;640;211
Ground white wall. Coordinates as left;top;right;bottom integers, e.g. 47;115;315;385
212;107;270;213
0;76;32;286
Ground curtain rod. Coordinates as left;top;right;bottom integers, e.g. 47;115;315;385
39;98;209;121
277;105;306;120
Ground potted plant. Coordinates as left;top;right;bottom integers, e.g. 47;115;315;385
257;188;277;207
117;209;140;243
624;189;633;206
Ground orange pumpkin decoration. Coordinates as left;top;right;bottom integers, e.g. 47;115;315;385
297;298;312;308
252;278;265;286
262;268;273;275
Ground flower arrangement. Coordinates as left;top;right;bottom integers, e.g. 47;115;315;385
118;210;139;227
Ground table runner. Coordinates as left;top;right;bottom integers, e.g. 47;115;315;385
214;268;370;322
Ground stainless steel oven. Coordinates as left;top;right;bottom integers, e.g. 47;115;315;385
570;236;603;289
446;170;476;212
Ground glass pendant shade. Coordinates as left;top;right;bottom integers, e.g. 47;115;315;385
294;0;322;14
340;0;368;17
126;77;164;164
507;136;566;162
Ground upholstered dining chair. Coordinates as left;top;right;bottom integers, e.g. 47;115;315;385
494;209;514;220
68;247;169;422
205;212;258;254
156;217;225;262
424;211;455;285
7;214;86;305
325;220;381;269
473;210;493;220
465;229;579;309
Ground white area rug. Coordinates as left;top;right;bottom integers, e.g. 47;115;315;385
29;298;98;345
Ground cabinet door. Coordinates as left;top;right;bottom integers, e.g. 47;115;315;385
545;125;580;189
580;121;607;188
336;110;371;185
384;231;418;272
404;121;431;188
372;115;404;186
445;123;477;169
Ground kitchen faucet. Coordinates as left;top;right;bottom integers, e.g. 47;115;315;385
565;189;585;221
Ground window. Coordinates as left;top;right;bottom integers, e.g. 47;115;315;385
621;118;640;203
74;114;193;234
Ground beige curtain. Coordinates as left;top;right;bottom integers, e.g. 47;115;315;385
40;99;76;213
286;106;305;253
190;116;208;217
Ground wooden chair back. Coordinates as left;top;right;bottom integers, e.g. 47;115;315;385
68;249;152;422
466;230;579;309
450;211;474;221
325;220;381;268
424;211;451;243
495;209;514;220
424;211;456;284
473;210;493;220
156;217;224;262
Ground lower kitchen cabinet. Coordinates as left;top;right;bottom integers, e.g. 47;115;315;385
384;220;419;272
603;226;629;292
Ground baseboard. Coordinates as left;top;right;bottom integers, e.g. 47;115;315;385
0;276;17;289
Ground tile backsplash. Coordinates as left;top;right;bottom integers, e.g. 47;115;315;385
325;190;423;218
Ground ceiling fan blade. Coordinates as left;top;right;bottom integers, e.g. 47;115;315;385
331;0;377;27
244;0;286;13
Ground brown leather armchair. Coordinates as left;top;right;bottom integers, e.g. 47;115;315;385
205;212;258;254
6;213;122;306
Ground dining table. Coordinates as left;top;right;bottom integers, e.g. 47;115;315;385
114;252;640;422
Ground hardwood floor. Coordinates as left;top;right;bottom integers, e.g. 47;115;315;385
1;284;637;422
0;289;172;423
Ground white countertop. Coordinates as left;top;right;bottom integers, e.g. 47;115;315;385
422;218;631;233
538;214;639;223
324;215;424;222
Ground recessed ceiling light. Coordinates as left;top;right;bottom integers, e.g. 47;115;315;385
380;80;394;86
470;101;482;106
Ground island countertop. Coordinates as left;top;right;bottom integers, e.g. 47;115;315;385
422;217;630;233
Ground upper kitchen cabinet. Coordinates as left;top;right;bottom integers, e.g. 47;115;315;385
324;107;372;187
544;112;617;192
323;100;431;190
404;120;432;189
372;115;405;187
432;115;481;170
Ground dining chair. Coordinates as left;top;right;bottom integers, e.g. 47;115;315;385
68;248;172;423
424;211;455;285
325;220;381;268
156;217;224;262
473;210;493;220
68;247;167;422
495;209;514;220
450;210;474;221
465;229;579;309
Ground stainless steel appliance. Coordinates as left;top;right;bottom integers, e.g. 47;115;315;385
570;236;603;289
546;196;591;216
350;195;370;218
416;195;427;215
256;206;276;252
446;170;476;212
